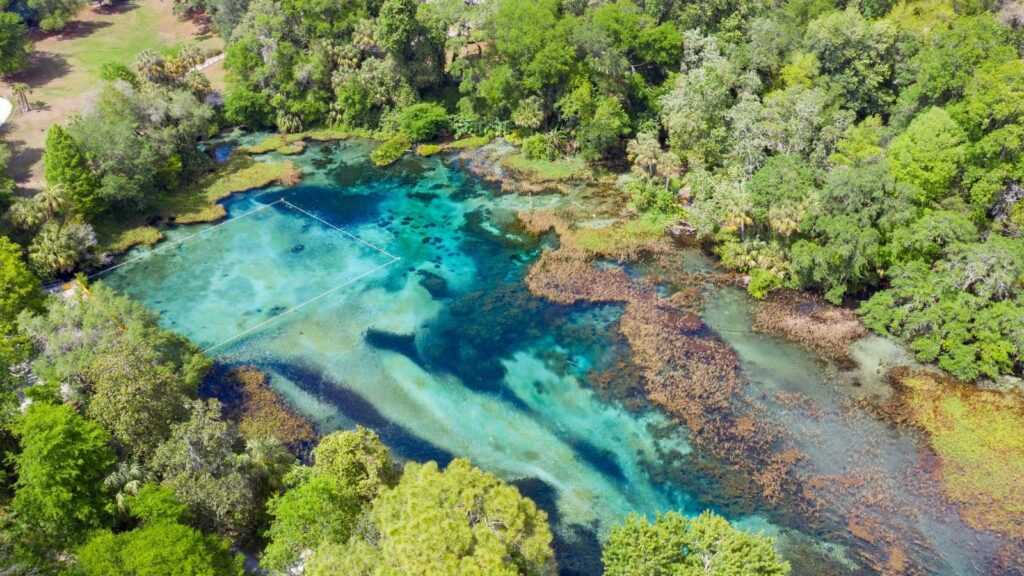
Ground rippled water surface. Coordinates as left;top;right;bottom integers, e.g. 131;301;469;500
100;140;1011;575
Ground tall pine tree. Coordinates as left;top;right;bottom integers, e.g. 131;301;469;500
44;125;100;216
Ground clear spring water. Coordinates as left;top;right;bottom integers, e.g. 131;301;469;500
99;140;1010;575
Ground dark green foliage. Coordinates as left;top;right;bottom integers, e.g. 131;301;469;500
151;399;262;542
98;61;138;85
0;13;31;76
11;403;115;559
396;102;449;142
27;0;86;32
44;126;100;216
602;511;790;576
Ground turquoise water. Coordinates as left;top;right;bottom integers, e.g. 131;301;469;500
99;140;1011;574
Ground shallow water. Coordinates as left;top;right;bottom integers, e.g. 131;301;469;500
100;140;1013;575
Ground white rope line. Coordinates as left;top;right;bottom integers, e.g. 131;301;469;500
88;199;284;279
279;198;398;260
93;195;403;353
203;256;400;353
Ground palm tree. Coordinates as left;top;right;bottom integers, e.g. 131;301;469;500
11;82;30;113
134;50;167;84
104;461;154;515
28;218;97;278
656;150;682;191
352;18;378;53
34;183;67;220
238;436;295;497
6;198;44;229
626;131;660;181
719;181;753;240
29;221;77;277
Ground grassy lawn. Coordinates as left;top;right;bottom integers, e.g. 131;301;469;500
500;153;589;182
1;0;222;190
95;155;300;253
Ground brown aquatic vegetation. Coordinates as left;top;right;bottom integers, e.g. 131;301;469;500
752;289;866;363
210;367;316;454
520;209;805;504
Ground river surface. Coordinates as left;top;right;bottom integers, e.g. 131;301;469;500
99;139;1014;575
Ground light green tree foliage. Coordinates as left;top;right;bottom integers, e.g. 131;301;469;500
952;59;1024;214
0;237;41;421
262;468;363;572
905;13;1016;107
312;425;397;501
74;484;245;576
0;13;31;76
151;399;261;542
396;102;449;141
377;0;417;55
20;283;208;418
887;107;966;204
11;403;115;558
307;459;556;576
602;510;790;576
67;82;215;213
660;32;742;168
860;258;1024;381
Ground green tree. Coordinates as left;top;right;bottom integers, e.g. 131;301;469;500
27;0;87;32
43;125;100;216
311;426;396;501
0;13;31;76
84;340;194;460
377;0;417;55
151;399;261;542
307;459;556;576
28;218;98;279
262;469;363;572
11;403;115;558
804;7;898;116
396;102;449;142
888;107;966;204
75;485;244;576
905;14;1016;107
602;510;790;576
0;237;41;425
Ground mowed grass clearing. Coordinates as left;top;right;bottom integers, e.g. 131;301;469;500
0;0;222;189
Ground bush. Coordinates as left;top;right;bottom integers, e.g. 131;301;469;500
396;103;449;142
521;134;551;160
370;134;411;167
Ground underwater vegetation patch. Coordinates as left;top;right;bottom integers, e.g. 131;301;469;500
889;370;1024;541
206;366;316;454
